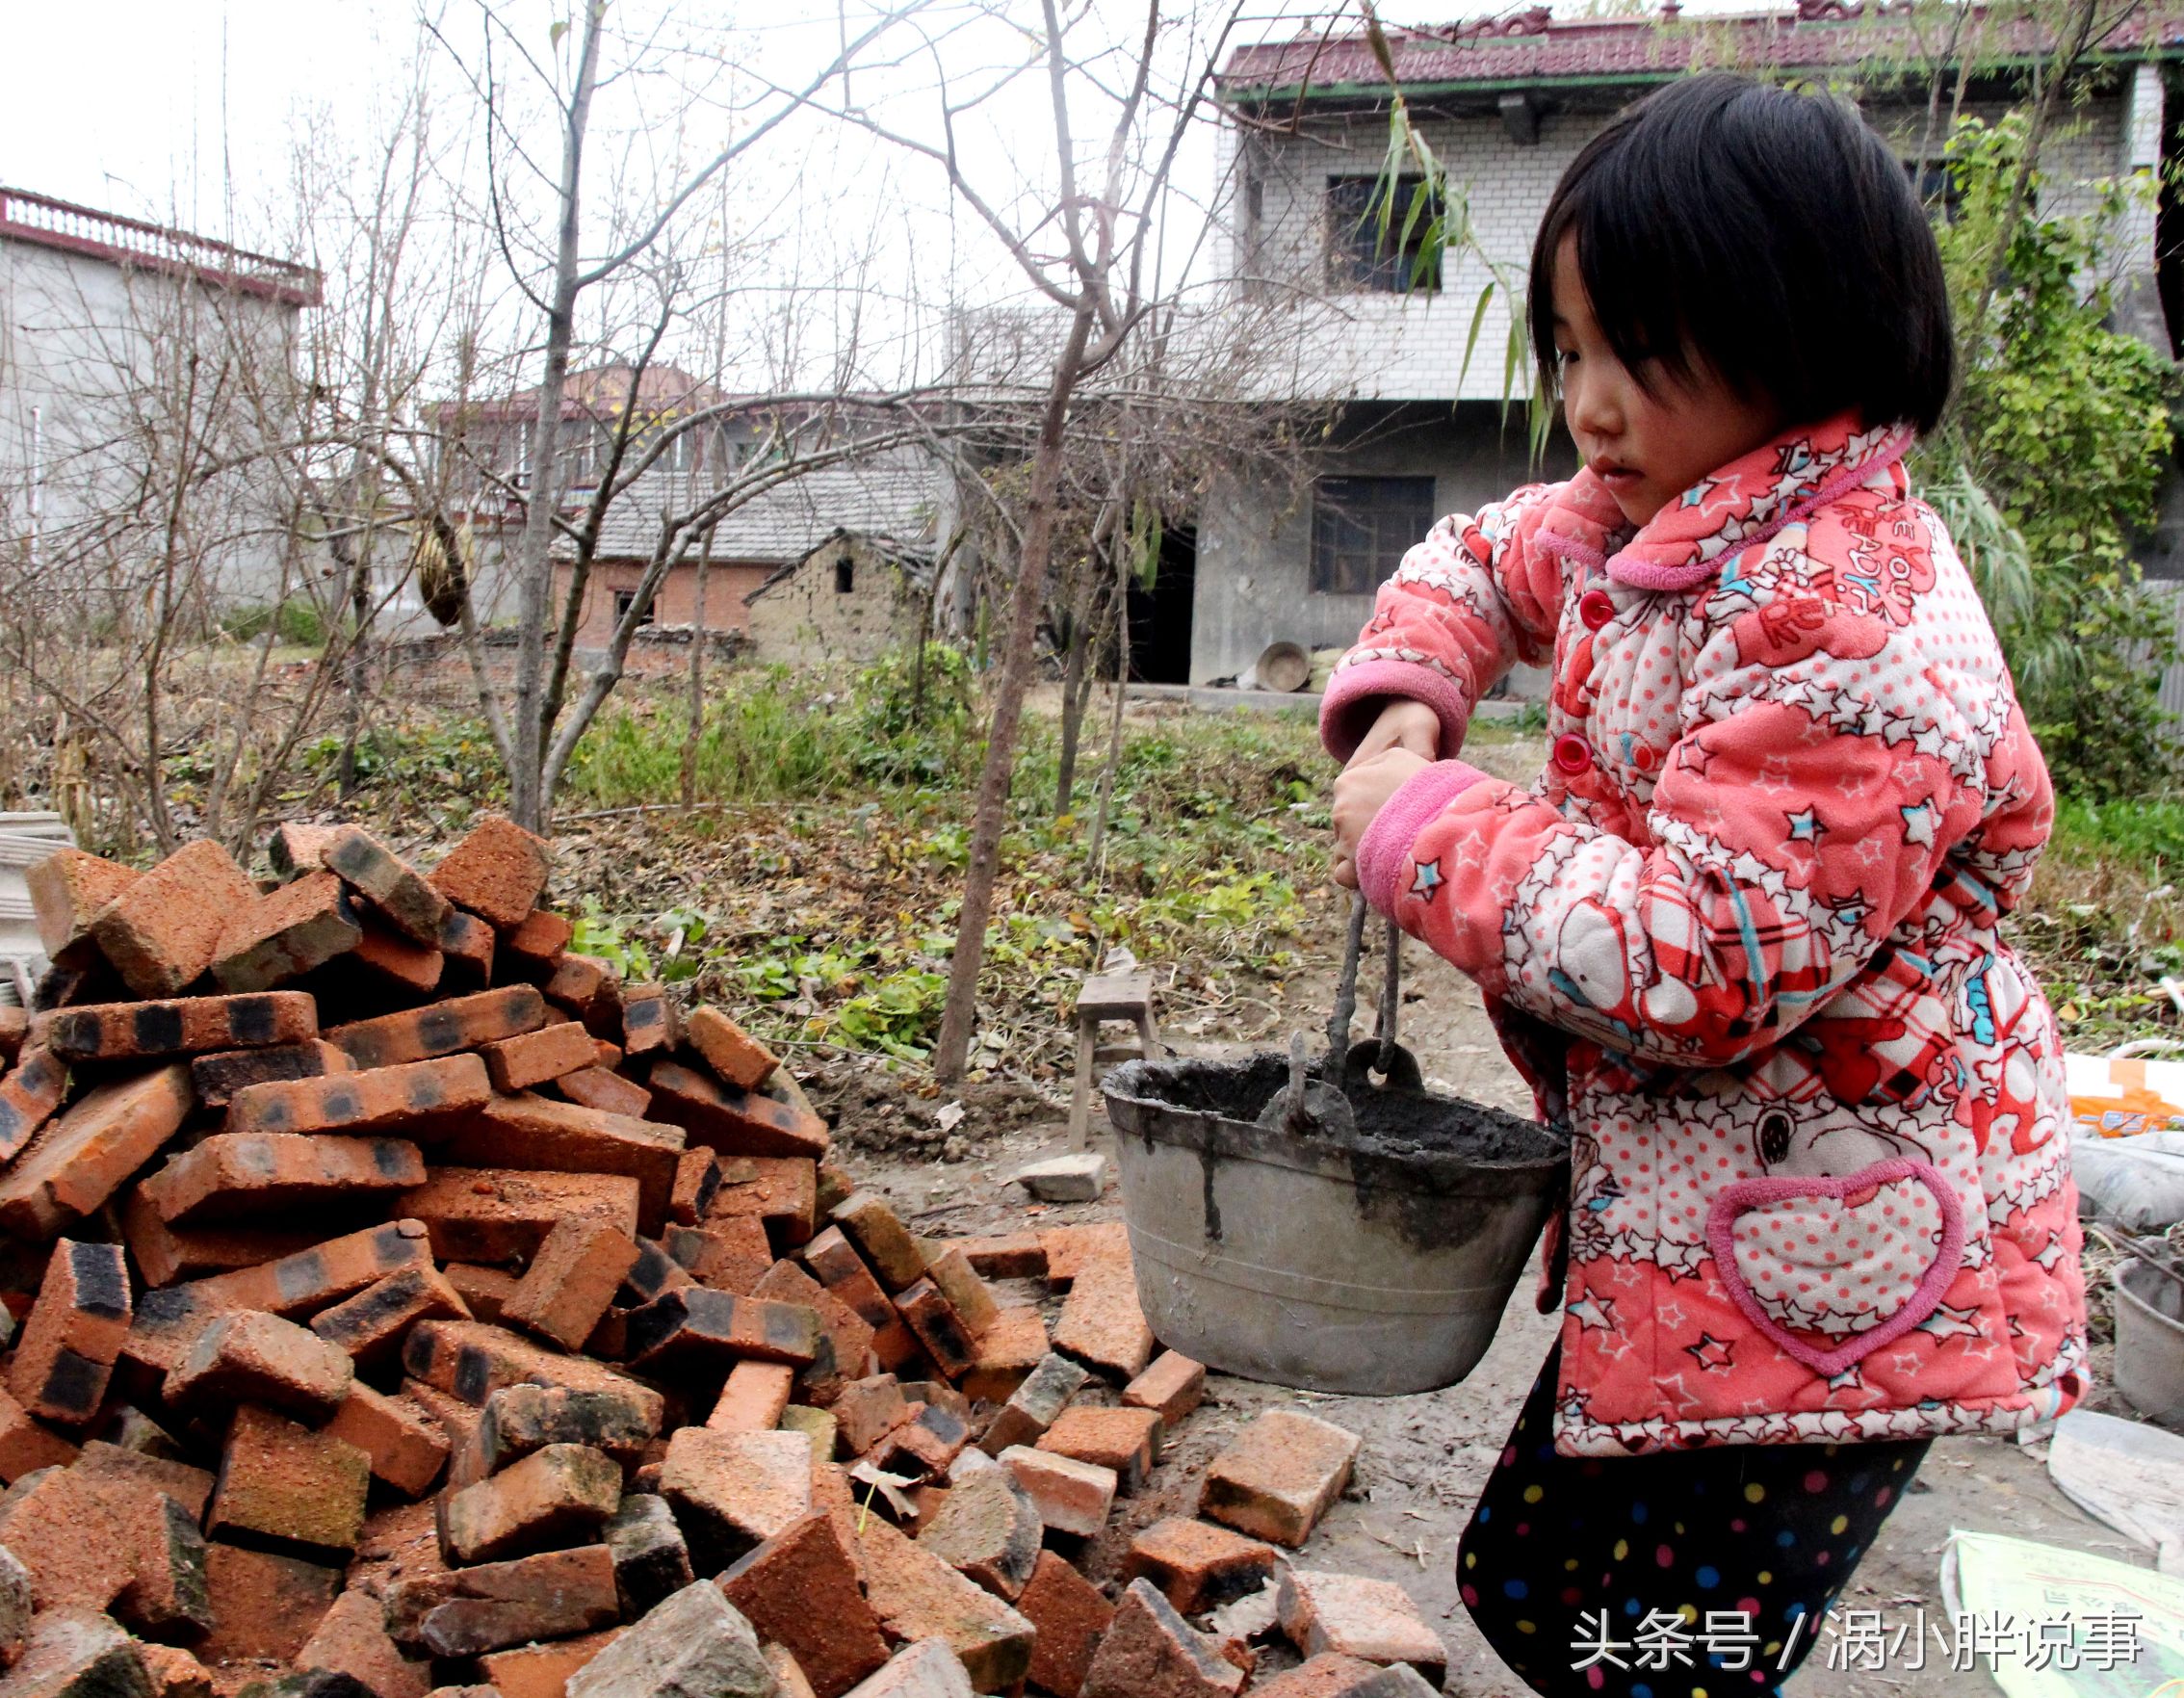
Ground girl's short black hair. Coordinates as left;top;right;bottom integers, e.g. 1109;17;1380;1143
1529;73;1955;435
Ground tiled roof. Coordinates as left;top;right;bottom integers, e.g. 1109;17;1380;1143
585;445;947;565
1218;2;2184;99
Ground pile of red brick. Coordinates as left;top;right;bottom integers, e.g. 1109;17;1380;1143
0;818;1448;1698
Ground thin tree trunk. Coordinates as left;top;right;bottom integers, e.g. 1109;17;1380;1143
933;300;1099;1083
1085;524;1135;873
680;519;717;806
1053;555;1096;814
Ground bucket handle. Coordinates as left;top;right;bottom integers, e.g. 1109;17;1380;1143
1325;892;1416;1089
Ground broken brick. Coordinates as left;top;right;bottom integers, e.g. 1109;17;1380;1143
299;1588;430;1698
401;1545;619;1658
349;922;447;997
1039;1224;1129;1289
72;1441;215;1522
854;1512;1035;1695
708;1157;818;1253
445;1264;520;1324
439;907;497;988
917;1467;1040;1601
401;1322;663;1427
923;1248;999;1342
1198;1411;1360;1549
0;1065;192;1239
504;1218;642;1352
1083;1580;1247;1698
9;1239;131;1426
0;1048;67;1165
138;1642;212;1698
207;1405;372;1557
323;1383;450;1497
658;1426;812;1567
142;1132;424;1225
1245;1655;1390;1698
708;1361;795;1433
1274;1571;1447;1682
960;1308;1049;1406
465;1384;660;1486
310;1263;473;1364
828;1193;926;1293
474;1023;595;1094
429;818;551;931
955;1235;1046;1282
227;1054;489;1138
1123;1352;1206;1427
326;985;545;1070
834;1376;912;1456
718;1510;890;1698
269;823;341;881
498;909;573;981
998;1446;1115;1539
602;1493;690;1617
682;1007;778;1092
543;954;619;1032
1038;1406;1160;1494
0;1609;152;1698
400;1168;639;1264
893;1279;976;1380
189;1218;431;1318
624;1287;821;1373
26;848;140;959
0;1386;80;1484
800;1228;895;1328
481;1629;624;1698
0;1465;129;1614
190;1038;346;1111
48;991;318;1062
780;1405;836;1460
90;839;257;997
441;1443;621;1564
1124;1520;1280;1614
559;1066;654;1120
321;825;451;947
670;1150;721;1226
618;1238;691;1307
211;874;362;992
198;1543;342;1662
616;984;676;1057
647;1060;825;1161
670;1218;775;1294
868;1404;969;1481
1053;1249;1156;1381
169;1310;352;1423
1018;1551;1114;1698
569;1580;773;1698
842;1642;975;1698
749;1260;872;1405
440;1095;683;1234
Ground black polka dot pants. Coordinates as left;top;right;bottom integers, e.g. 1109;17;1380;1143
1455;1341;1931;1697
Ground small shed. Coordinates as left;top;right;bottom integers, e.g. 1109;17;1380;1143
744;528;932;665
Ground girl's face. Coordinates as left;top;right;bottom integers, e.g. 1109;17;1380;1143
1550;233;1782;528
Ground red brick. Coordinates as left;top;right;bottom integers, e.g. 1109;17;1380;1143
718;1510;890;1698
1246;1655;1388;1698
0;1064;192;1239
1019;1551;1114;1698
979;1352;1086;1456
1039;1224;1130;1288
351;921;447;996
208;1404;371;1556
189;1218;432;1317
649;1060;827;1161
671;1149;721;1226
1198;1410;1359;1549
0;1004;25;1064
1083;1580;1246;1698
558;1065;653;1119
1123;1352;1206;1427
954;1234;1046;1281
479;1023;599;1093
324;1383;450;1497
227;1054;489;1137
504;1218;641;1351
683;1007;779;1092
464;1383;660;1484
0;1044;65;1162
708;1361;795;1433
47;991;318;1062
138;1642;213;1698
190;1038;348;1110
1124;1520;1280;1613
445;1264;520;1323
893;1279;976;1380
924;1248;999;1341
1038;1406;1160;1493
710;1157;819;1252
441;1443;621;1563
871;1319;928;1375
326;984;546;1069
268;823;341;881
616;984;677;1057
310;1262;473;1364
479;1628;623;1698
25;848;139;959
439;906;498;988
830;1193;928;1292
299;1588;431;1698
619;1237;692;1307
780;1404;836;1460
543;953;619;1029
429;817;551;931
404;1378;484;1466
210;873;362;991
814;1161;854;1218
799;1228;895;1327
72;1439;215;1521
750;1260;871;1399
0;1384;77;1482
917;1467;1041;1601
659;1427;813;1566
1053;1248;1156;1380
8;1239;130;1425
960;1308;1048;1405
441;1094;683;1234
498;909;573;981
868;1403;970;1481
197;1541;343;1662
855;1511;1035;1694
766;1644;819;1698
624;1286;822;1373
671;1216;776;1293
833;1375;912;1455
401;1168;641;1264
141;1132;425;1225
88;839;256;996
401;1320;663;1427
1274;1571;1447;1680
398;1545;618;1657
169;1309;354;1421
321;824;452;946
998;1446;1115;1538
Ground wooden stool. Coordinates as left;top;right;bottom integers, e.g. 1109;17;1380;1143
1068;972;1159;1150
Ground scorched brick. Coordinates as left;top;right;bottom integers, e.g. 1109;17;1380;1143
226;1054;489;1137
0;1064;192;1239
9;1239;131;1426
399;1168;640;1263
325;985;545;1069
440;1095;683;1233
0;1048;68;1164
647;1060;827;1161
46;992;317;1062
190;1039;347;1110
210;875;362;992
478;1023;598;1093
139;1132;425;1225
90;838;257;998
320;825;451;947
623;1287;822;1372
683;1007;779;1091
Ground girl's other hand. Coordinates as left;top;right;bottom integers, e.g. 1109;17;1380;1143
1349;698;1442;767
1331;746;1432;888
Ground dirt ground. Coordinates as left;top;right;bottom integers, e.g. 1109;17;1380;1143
839;875;2154;1698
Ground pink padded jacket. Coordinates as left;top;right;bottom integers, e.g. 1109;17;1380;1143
1323;413;2088;1455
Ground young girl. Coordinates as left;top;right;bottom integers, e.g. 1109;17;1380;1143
1325;75;2088;1696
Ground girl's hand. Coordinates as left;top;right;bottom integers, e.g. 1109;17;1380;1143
1349;698;1441;767
1332;747;1431;888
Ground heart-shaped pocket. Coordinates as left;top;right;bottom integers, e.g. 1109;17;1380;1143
1703;1158;1967;1377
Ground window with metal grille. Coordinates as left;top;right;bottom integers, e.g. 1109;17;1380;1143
613;588;655;625
1326;175;1440;294
1310;476;1437;595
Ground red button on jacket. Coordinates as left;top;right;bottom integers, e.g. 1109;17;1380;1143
1578;588;1615;631
1552;733;1593;774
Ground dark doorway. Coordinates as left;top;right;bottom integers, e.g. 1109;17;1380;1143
1125;526;1195;684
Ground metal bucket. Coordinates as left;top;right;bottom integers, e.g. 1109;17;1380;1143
2114;1260;2184;1424
1103;1053;1569;1397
